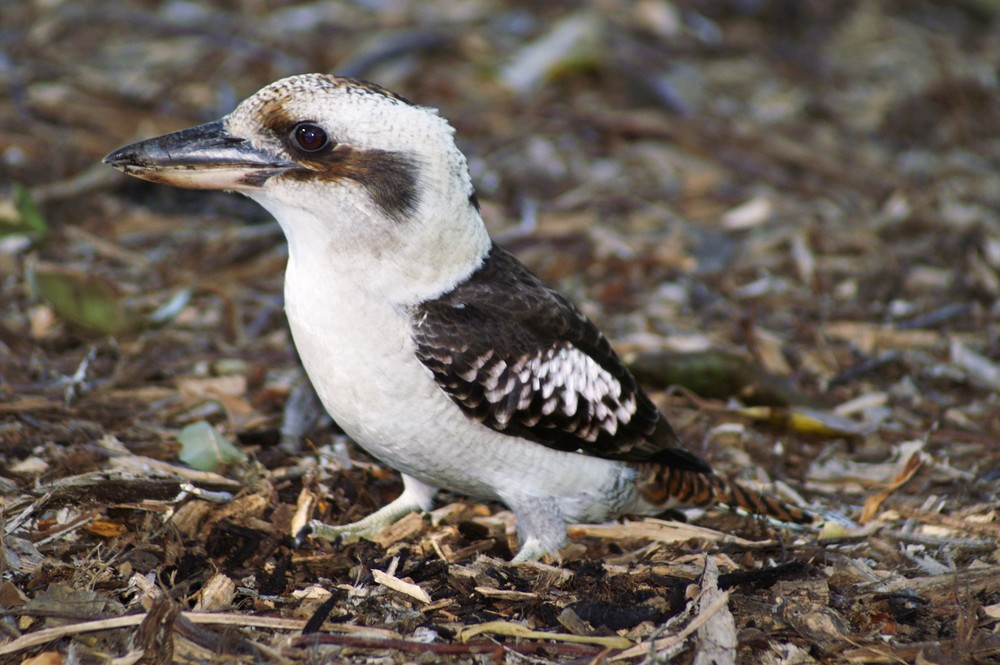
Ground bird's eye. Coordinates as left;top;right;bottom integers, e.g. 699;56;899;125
292;123;329;152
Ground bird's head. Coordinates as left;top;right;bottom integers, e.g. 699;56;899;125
105;74;490;303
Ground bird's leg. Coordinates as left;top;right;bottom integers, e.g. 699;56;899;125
511;540;556;563
301;474;438;546
505;495;568;563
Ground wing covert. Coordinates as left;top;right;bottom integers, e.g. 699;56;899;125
411;243;710;473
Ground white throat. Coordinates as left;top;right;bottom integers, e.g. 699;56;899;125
249;179;490;307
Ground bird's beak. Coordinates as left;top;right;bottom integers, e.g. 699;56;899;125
103;120;296;190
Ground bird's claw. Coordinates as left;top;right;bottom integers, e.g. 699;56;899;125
295;519;373;549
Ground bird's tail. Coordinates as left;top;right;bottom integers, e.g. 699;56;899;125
634;464;813;524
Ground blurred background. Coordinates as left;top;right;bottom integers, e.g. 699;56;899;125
1;1;999;659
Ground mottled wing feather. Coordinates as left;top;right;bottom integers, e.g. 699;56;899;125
412;243;710;473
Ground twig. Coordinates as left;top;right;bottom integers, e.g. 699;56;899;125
0;610;409;657
290;632;504;658
30;162;121;204
33;510;101;547
0;614;144;656
610;591;731;661
459;620;632;650
892;505;1000;541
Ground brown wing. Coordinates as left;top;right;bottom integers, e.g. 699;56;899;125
411;243;710;473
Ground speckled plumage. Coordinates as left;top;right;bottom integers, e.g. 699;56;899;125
413;243;710;472
104;74;812;561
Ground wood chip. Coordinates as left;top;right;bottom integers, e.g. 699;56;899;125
372;510;427;548
568;518;757;546
193;574;235;612
722;195;773;229
693;558;736;665
823;322;942;354
371;568;432;604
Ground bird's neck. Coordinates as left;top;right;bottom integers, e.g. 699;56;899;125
257;188;490;308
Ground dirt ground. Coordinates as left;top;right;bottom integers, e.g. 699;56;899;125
2;1;999;663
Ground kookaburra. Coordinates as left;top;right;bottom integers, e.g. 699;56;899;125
105;74;810;561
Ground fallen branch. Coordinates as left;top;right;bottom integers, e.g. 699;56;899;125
0;611;391;657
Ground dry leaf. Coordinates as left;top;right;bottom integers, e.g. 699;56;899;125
738;406;871;437
83;520;126;538
20;651;64;665
858;452;924;525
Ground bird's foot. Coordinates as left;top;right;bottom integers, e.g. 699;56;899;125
297;518;377;547
511;538;553;563
295;498;418;547
505;495;569;563
295;474;439;548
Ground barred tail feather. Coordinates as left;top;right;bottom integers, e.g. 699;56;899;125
636;464;813;524
707;473;813;524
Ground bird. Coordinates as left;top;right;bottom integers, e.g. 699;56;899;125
104;74;811;561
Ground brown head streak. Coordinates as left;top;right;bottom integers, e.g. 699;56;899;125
248;93;421;221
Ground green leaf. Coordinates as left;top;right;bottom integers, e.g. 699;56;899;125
28;261;134;335
177;421;246;472
0;185;49;242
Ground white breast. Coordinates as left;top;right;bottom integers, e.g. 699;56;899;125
282;252;637;524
